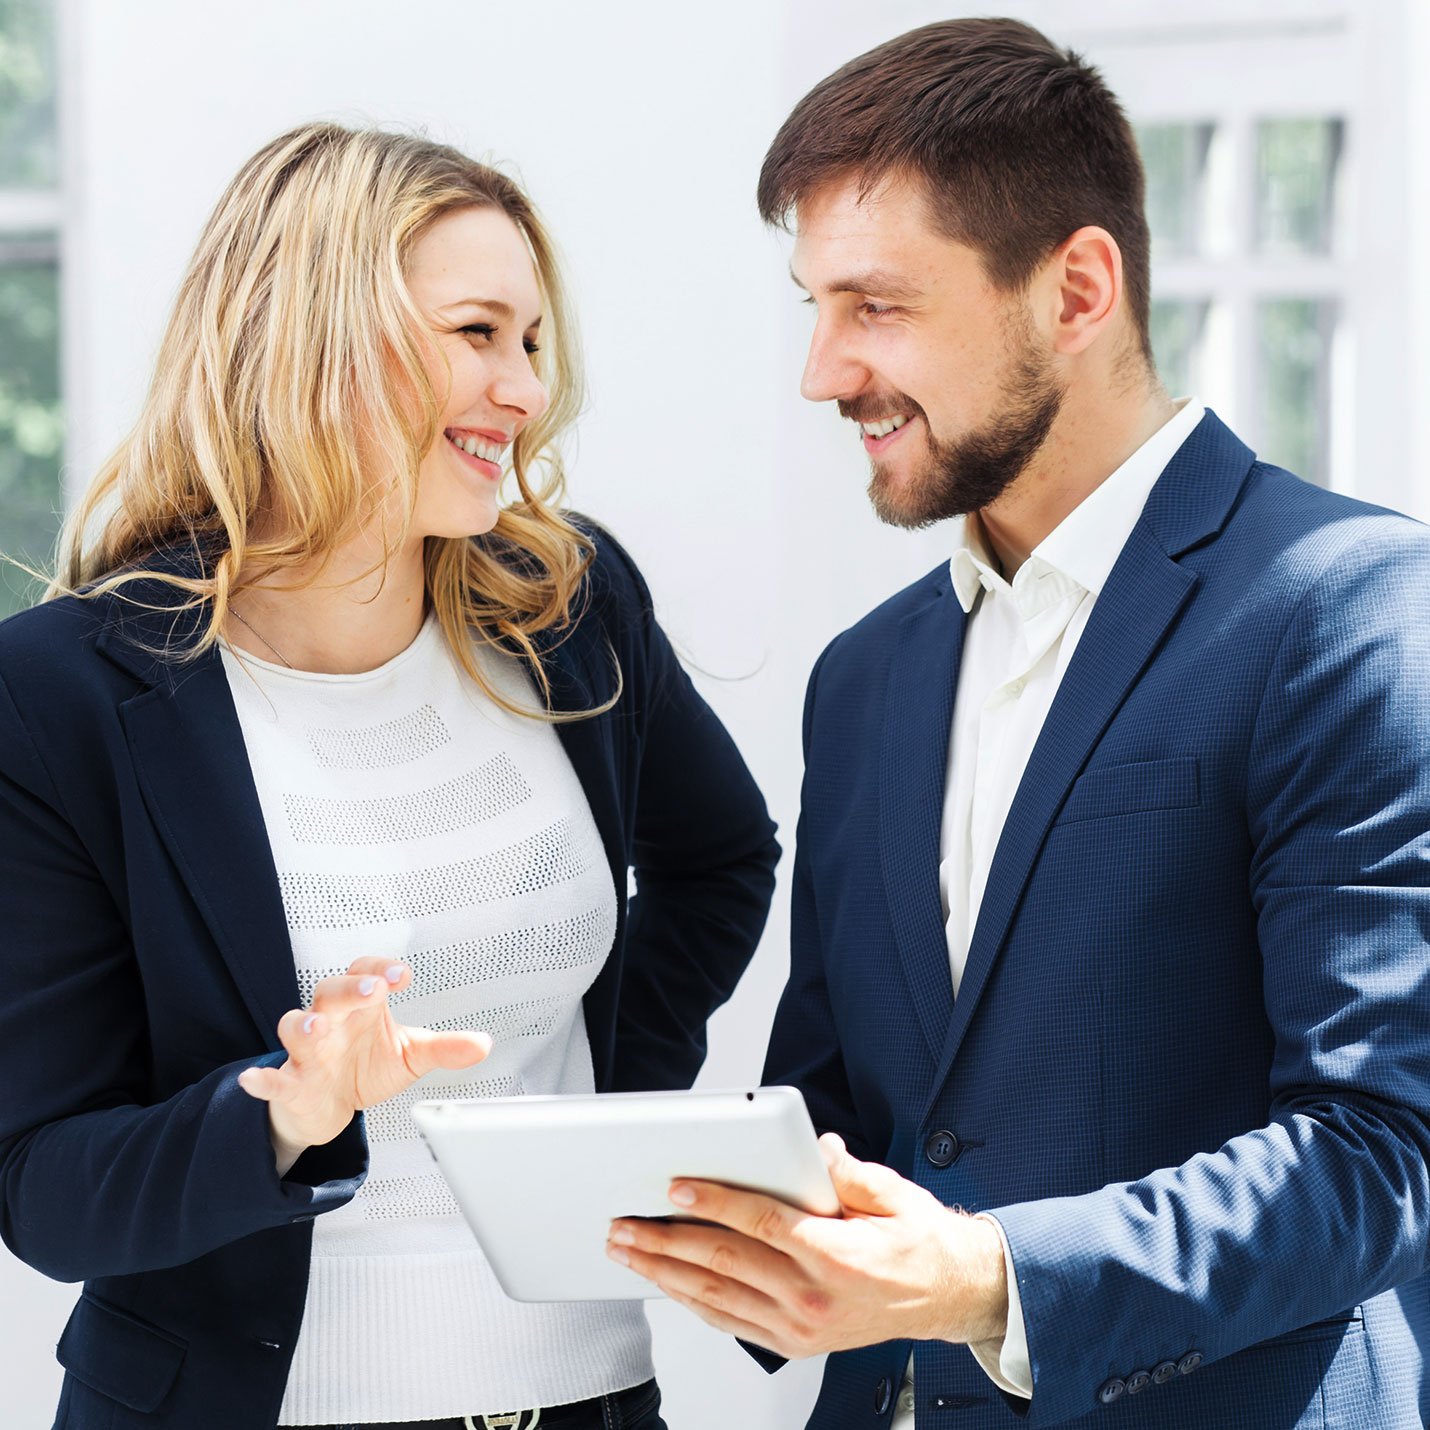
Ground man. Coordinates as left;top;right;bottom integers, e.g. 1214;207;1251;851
607;17;1430;1427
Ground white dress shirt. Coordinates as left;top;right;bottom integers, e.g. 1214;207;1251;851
892;398;1206;1424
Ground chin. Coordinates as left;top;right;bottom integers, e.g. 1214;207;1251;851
418;494;502;541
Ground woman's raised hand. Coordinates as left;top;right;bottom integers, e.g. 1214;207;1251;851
237;956;492;1158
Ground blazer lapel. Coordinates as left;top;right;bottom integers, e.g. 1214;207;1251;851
120;657;298;1047
879;574;966;1064
533;624;626;1085
919;411;1256;1114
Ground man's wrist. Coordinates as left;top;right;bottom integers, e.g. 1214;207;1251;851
934;1210;1009;1344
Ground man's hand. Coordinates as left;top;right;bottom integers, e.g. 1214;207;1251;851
606;1133;1009;1358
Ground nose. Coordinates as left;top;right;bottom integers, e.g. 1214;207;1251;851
490;353;549;425
800;318;869;404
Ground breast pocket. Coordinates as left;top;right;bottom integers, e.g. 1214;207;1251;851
1058;757;1201;823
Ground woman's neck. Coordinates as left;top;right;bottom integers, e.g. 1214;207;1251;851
225;533;429;675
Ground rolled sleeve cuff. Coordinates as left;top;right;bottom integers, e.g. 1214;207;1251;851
969;1213;1033;1399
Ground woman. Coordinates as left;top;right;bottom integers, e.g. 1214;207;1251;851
0;123;779;1429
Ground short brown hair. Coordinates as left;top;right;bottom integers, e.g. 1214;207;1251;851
758;17;1152;361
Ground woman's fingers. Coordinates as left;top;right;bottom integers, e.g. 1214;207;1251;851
275;1006;328;1060
236;1064;285;1103
403;1027;494;1078
309;966;404;1015
345;956;413;992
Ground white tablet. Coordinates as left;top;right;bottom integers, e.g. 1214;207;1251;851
411;1085;840;1303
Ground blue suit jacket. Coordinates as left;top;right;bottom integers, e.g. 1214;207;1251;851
0;526;779;1429
765;414;1430;1428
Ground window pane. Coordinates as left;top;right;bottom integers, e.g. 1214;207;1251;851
1256;298;1334;488
1137;123;1212;258
1149;299;1208;398
0;0;58;188
1255;119;1342;256
0;250;63;616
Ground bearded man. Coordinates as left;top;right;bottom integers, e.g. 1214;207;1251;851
608;18;1430;1428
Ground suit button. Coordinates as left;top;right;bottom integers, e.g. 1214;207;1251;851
924;1130;960;1167
1097;1378;1125;1405
1152;1359;1179;1384
1125;1369;1151;1394
874;1376;892;1415
1177;1351;1203;1376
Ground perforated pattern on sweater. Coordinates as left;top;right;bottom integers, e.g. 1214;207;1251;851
364;1073;523;1144
305;703;451;769
426;998;562;1042
279;820;587;930
283;753;531;845
293;907;614;1008
360;1172;463;1222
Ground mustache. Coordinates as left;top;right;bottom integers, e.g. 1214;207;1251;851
837;394;926;425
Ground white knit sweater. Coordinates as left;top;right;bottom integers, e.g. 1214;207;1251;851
219;615;653;1426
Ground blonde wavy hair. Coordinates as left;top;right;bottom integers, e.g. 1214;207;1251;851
48;121;604;719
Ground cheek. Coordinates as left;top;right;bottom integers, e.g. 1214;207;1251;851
441;345;489;415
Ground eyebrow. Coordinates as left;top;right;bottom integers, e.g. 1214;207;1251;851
788;266;923;302
440;297;542;328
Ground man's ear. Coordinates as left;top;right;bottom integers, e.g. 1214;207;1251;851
1046;226;1123;357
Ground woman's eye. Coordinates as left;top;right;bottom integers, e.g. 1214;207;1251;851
523;340;541;355
460;323;497;342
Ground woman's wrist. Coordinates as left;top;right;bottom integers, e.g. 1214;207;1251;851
267;1106;313;1178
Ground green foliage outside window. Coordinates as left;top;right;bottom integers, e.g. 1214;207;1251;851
0;257;62;616
0;0;58;188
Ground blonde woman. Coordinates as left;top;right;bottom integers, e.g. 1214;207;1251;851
0;124;778;1430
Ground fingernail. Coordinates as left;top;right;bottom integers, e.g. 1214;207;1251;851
607;1246;630;1266
302;1014;317;1035
669;1183;696;1207
358;976;378;996
384;964;404;984
610;1225;635;1246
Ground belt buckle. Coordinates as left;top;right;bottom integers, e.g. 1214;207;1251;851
468;1411;542;1430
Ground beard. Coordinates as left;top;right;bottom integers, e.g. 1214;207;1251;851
845;322;1066;530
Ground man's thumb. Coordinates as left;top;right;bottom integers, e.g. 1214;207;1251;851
819;1132;907;1215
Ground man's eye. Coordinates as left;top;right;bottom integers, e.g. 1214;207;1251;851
859;301;896;318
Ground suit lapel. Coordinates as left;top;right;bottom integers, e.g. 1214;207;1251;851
120;657;298;1047
919;529;1198;1115
879;575;966;1064
914;410;1256;1113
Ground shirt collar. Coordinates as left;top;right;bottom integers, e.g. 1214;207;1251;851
948;398;1206;614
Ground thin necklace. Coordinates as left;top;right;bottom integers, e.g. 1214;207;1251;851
228;606;296;669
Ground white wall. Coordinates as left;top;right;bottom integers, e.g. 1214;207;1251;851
4;2;1424;1425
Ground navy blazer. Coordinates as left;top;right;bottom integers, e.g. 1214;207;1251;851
766;413;1430;1428
0;526;779;1429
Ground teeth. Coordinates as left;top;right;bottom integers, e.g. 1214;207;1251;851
860;414;909;440
450;433;506;464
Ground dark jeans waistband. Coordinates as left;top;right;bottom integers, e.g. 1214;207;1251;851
308;1375;663;1430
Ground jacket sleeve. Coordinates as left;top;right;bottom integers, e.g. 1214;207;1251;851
0;669;366;1284
595;532;781;1093
988;528;1430;1425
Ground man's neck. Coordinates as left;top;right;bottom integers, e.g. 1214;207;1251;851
977;385;1179;579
